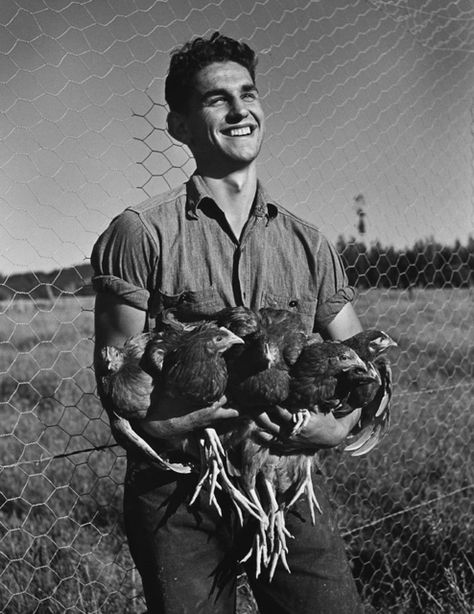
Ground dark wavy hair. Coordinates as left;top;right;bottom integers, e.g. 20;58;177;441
165;32;257;114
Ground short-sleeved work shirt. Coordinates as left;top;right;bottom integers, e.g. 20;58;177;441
91;175;354;333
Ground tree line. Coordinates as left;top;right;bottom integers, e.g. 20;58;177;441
337;235;473;289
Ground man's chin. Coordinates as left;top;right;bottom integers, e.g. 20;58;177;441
225;145;262;165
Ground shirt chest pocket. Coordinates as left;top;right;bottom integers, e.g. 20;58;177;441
153;287;225;323
263;292;318;333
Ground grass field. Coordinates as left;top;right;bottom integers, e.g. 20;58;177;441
0;288;473;613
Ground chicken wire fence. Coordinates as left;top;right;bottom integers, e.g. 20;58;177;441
1;1;473;612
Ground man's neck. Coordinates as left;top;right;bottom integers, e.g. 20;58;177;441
198;166;258;239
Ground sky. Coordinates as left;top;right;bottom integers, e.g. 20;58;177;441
1;0;473;275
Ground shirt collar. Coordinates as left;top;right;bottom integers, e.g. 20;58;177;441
186;174;278;221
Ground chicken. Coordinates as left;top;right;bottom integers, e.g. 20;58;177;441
212;311;378;578
98;332;154;420
160;324;242;406
342;329;397;456
287;340;375;412
238;339;380;578
216;306;306;408
209;310;384;578
232;329;397;578
151;322;268;520
97;331;192;473
213;307;308;524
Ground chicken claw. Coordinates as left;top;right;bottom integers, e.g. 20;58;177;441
287;457;322;522
241;477;295;580
288;408;311;437
189;427;267;525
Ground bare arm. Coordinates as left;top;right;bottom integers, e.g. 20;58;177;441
323;302;363;341
94;293;238;440
94;293;147;358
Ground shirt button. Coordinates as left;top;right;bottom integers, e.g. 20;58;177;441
289;300;298;308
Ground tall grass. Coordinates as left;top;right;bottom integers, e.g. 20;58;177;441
0;289;473;613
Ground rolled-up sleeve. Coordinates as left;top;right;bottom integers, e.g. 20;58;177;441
314;235;355;330
91;209;159;311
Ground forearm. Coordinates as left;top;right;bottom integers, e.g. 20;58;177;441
138;395;240;440
289;409;361;448
253;406;362;450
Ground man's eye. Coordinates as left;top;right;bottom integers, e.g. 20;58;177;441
243;92;257;101
208;97;226;106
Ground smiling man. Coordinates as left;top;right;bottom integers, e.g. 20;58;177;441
92;32;364;613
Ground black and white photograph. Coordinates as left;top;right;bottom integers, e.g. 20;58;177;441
1;1;473;612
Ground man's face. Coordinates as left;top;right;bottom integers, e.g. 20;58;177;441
180;61;265;173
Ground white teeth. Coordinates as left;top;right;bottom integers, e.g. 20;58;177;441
229;126;252;136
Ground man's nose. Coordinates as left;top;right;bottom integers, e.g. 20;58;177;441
227;97;249;122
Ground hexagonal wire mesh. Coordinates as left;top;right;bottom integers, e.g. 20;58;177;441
0;1;473;612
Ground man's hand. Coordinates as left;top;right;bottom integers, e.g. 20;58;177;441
252;406;362;450
139;395;240;440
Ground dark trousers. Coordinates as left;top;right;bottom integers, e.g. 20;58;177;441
123;460;363;614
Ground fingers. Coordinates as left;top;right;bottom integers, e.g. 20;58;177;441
286;411;351;448
253;405;294;437
269;405;294;422
213;395;228;408
201;397;240;421
253;412;282;436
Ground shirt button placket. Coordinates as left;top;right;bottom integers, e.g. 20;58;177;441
238;214;260;307
234;240;249;306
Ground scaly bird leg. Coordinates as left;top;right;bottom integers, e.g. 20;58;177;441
240;479;277;573
190;428;266;524
240;512;271;577
188;436;211;506
287;457;322;522
248;488;270;527
243;479;293;580
304;457;322;522
268;510;293;581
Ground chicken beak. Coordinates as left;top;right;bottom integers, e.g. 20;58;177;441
217;327;245;350
347;356;380;384
374;334;398;353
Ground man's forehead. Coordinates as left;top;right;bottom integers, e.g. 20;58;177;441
193;61;255;93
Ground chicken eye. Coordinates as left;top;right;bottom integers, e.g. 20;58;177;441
215;335;223;342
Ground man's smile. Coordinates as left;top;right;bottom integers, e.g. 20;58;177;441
222;125;255;137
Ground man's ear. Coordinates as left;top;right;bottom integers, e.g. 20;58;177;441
167;111;191;145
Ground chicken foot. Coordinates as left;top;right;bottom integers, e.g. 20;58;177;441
287;456;322;523
240;477;294;580
288;408;310;437
189;427;267;525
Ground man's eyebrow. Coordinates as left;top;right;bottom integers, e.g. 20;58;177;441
200;83;258;101
200;88;228;101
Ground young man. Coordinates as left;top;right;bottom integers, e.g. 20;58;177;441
93;32;364;614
